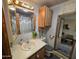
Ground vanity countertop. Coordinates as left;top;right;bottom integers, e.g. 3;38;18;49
11;39;46;59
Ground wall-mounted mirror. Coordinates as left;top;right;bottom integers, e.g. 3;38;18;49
7;0;36;48
8;0;35;35
16;8;34;34
55;12;76;58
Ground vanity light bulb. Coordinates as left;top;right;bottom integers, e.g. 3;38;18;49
15;0;19;4
9;5;16;11
8;0;11;4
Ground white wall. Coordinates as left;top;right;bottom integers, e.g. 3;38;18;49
46;0;76;48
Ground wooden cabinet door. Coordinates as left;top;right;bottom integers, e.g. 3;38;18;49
36;48;45;59
38;6;52;28
38;6;46;28
28;54;36;59
45;6;52;26
28;47;45;59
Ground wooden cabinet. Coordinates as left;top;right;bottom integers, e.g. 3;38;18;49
28;47;45;59
38;6;46;28
38;6;52;29
29;54;36;59
36;47;45;59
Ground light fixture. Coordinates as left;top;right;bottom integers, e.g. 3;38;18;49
22;3;30;8
15;0;19;4
22;7;34;12
21;2;34;10
8;0;12;4
15;5;34;13
9;7;16;11
9;5;16;11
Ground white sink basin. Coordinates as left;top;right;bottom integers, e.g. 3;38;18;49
21;40;35;51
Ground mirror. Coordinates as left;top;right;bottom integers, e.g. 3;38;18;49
55;12;76;58
16;8;34;34
8;0;35;36
7;0;36;48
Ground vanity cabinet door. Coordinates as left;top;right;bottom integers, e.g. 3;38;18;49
28;47;45;59
36;48;45;59
28;54;36;59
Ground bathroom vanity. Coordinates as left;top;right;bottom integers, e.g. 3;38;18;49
28;47;45;59
11;39;46;59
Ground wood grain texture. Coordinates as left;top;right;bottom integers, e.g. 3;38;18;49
2;9;12;59
38;6;52;29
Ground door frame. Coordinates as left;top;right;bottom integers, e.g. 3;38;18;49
54;16;62;49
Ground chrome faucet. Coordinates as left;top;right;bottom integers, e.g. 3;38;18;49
19;39;23;45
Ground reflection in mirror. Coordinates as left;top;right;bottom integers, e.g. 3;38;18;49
7;0;35;47
9;5;16;35
55;12;76;58
16;8;34;34
8;0;35;35
7;0;17;48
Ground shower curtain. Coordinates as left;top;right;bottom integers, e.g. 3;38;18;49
20;16;32;34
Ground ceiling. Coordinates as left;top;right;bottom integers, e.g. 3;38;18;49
19;0;68;7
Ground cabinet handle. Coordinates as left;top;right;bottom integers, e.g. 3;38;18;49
36;54;39;58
